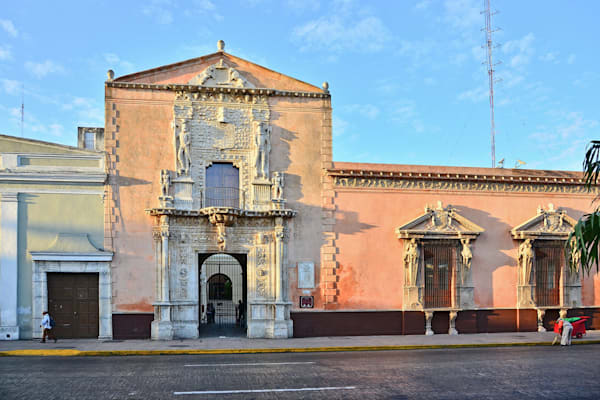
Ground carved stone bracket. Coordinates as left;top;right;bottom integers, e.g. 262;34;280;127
207;209;237;252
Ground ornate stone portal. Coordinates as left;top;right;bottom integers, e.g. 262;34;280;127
511;204;582;331
146;54;295;339
396;202;484;335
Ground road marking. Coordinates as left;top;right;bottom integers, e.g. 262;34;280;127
184;361;316;367
174;386;356;395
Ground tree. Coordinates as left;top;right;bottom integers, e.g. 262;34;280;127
566;140;600;274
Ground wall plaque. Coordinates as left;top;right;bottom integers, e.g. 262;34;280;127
297;261;315;289
300;296;314;308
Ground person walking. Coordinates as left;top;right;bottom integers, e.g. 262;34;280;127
40;311;57;343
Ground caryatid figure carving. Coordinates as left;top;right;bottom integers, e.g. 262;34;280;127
254;121;271;179
272;172;284;200
160;169;170;197
518;239;534;285
176;121;191;176
404;238;420;286
460;238;473;284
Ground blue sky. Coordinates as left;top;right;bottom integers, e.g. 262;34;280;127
1;0;598;171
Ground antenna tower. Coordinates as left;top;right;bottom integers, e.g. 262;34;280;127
483;0;499;167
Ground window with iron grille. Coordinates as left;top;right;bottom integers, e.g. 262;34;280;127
423;242;456;308
535;243;562;307
205;163;240;208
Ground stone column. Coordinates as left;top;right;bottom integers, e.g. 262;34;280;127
274;225;284;303
536;309;546;332
449;311;458;335
0;193;19;340
151;216;174;340
425;311;434;336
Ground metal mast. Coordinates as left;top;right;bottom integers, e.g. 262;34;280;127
483;0;497;167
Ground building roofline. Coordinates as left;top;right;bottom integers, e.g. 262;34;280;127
0;134;102;155
111;51;323;92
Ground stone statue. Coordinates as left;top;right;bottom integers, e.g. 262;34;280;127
254;121;271;179
404;238;419;286
518;239;534;285
176;122;191;176
160;169;170;197
272;172;284;200
460;238;473;284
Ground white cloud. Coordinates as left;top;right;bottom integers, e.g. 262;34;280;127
540;52;558;63
529;111;599;168
62;96;104;125
397;39;436;68
0;19;18;37
457;85;488;102
415;0;432;10
287;0;320;12
24;60;65;78
391;100;425;133
292;5;390;54
502;33;535;68
1;78;20;94
444;0;481;32
332;115;348;137
0;44;11;61
143;0;175;24
342;104;380;119
7;107;65;138
567;54;576;65
103;53;135;75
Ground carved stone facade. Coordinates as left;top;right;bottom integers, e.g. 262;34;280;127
396;202;484;334
146;58;297;339
511;204;582;330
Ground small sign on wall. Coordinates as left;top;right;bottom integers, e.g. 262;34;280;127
300;296;314;308
297;262;315;289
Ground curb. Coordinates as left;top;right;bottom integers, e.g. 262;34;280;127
1;340;600;357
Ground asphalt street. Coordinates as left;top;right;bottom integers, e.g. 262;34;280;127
1;345;599;399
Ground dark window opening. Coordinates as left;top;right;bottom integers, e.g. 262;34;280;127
205;163;240;208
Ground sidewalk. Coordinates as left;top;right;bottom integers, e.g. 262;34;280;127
1;331;599;357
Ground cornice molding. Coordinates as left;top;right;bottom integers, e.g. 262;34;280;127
0;172;107;184
106;81;330;99
330;173;595;194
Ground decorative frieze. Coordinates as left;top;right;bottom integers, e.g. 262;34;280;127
332;176;595;194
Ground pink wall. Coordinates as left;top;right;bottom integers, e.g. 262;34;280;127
332;177;598;310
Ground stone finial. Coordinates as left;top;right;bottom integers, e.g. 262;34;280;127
322;81;329;92
217;40;225;52
107;69;115;81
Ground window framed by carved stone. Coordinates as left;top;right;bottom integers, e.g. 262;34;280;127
511;204;581;317
423;241;457;309
205;162;240;208
396;202;484;335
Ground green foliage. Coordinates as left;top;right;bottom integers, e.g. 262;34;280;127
566;140;600;274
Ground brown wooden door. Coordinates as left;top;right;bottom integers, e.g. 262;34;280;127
47;273;99;338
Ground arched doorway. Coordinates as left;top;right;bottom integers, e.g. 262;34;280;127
199;253;246;337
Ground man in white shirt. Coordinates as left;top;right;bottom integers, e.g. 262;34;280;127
40;311;57;343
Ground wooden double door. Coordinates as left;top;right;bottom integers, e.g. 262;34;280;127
47;273;99;338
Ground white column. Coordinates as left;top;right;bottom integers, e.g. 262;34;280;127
0;193;20;340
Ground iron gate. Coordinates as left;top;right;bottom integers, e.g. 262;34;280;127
423;243;455;308
535;245;561;306
201;254;245;329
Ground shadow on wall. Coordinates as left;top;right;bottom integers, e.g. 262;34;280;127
454;205;516;307
334;210;376;235
109;171;151;235
562;206;598;304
